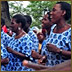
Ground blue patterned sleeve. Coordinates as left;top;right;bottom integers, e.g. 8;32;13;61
62;28;71;51
1;44;8;59
28;31;39;52
21;36;34;61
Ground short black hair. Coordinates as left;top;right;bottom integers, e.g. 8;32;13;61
56;1;71;20
1;18;5;26
12;14;26;28
24;15;32;25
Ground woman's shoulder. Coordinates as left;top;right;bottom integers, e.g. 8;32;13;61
20;34;31;41
63;24;71;33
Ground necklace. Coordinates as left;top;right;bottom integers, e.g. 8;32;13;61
15;31;26;39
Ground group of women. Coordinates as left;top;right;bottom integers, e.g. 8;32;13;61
1;1;71;71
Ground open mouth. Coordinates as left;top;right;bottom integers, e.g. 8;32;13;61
50;15;52;19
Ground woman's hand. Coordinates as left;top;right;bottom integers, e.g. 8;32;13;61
46;43;60;53
38;55;47;65
6;47;13;53
31;50;41;59
1;58;9;66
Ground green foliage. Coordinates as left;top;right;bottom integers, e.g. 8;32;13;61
8;1;71;28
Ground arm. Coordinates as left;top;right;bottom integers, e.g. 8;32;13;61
31;50;47;65
22;60;49;70
57;49;71;58
39;59;71;71
31;50;42;59
7;47;31;60
46;44;71;58
22;59;71;71
1;58;9;65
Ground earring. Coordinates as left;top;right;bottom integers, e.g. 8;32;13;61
18;27;21;30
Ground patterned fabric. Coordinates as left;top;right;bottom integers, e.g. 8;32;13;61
41;24;71;67
1;40;8;71
6;34;37;71
28;29;39;52
1;30;11;47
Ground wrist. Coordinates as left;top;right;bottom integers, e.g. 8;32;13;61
57;49;63;54
38;55;42;59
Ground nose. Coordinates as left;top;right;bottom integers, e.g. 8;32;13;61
50;11;52;15
9;24;13;28
41;19;44;24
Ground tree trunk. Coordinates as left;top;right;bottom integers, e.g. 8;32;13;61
1;1;10;27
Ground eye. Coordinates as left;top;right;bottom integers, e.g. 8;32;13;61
11;22;14;24
43;18;47;21
52;8;56;12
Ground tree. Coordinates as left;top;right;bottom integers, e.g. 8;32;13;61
1;1;11;27
8;1;57;28
2;1;71;28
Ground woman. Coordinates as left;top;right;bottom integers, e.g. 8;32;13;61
6;14;38;71
31;11;53;65
41;2;71;66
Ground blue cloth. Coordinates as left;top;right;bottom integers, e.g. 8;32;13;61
6;34;37;71
1;30;11;47
28;30;39;52
41;24;71;67
1;40;8;71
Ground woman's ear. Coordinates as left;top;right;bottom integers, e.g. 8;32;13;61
62;10;66;16
18;22;22;28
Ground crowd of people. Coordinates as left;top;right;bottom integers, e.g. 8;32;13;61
1;1;71;71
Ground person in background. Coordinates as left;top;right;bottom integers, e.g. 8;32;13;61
23;15;39;52
37;32;46;54
31;26;39;34
1;18;10;71
1;18;11;47
1;18;8;33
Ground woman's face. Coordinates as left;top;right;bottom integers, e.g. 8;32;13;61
41;14;51;29
10;18;19;32
50;4;63;24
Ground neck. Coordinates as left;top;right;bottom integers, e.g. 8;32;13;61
56;19;66;29
16;29;24;36
47;26;51;35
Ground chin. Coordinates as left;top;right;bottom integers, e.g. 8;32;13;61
51;19;55;24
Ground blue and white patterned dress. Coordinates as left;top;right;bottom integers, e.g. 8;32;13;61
41;24;71;67
1;30;11;47
6;34;38;71
28;29;39;52
1;40;8;71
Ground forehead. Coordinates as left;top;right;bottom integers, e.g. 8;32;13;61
53;4;61;10
37;32;43;36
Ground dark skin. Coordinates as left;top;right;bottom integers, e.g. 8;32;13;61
7;47;31;61
37;32;45;44
7;18;32;61
31;14;52;64
42;14;52;35
32;4;71;64
1;58;9;66
46;4;71;59
31;50;47;65
22;59;71;71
